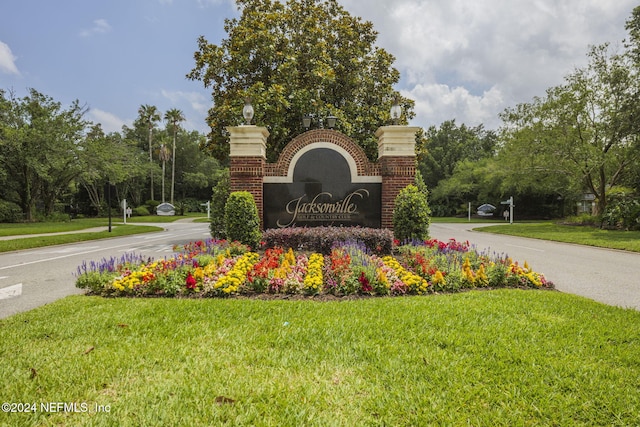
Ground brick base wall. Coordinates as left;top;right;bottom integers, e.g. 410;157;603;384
380;156;416;229
230;156;265;229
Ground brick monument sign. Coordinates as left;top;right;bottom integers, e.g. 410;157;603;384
228;125;419;230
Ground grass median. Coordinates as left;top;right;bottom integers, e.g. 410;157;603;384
0;215;207;253
0;225;162;253
1;291;639;426
475;222;640;252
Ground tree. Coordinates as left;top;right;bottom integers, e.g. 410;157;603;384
500;43;638;215
0;89;87;220
158;142;170;203
188;0;414;163
78;124;150;215
210;168;230;238
418;120;498;190
625;5;640;64
171;130;220;201
164;108;185;204
138;104;161;200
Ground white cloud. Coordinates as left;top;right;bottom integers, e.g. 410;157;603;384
161;89;209;115
79;19;112;37
87;108;130;133
407;83;504;129
340;0;636;129
0;41;20;75
196;0;236;8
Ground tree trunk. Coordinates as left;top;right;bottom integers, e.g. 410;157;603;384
149;125;154;201
171;131;176;205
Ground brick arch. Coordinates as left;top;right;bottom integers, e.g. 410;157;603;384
264;129;380;179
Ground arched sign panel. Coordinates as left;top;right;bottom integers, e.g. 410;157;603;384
263;146;381;228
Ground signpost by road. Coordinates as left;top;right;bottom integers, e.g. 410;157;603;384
501;196;514;224
201;201;211;219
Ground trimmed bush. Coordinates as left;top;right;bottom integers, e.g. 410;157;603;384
225;191;261;249
393;184;431;242
262;226;393;255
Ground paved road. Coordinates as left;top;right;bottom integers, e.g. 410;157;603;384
430;223;640;310
0;220;211;319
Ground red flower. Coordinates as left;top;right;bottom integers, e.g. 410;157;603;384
186;272;197;290
359;271;373;293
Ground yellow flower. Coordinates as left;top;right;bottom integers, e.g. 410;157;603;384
432;270;445;286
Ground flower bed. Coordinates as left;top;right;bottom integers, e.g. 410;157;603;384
75;238;553;298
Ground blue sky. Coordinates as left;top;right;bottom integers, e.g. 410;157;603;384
1;0;637;134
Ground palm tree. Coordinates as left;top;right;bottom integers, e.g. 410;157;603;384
164;109;185;205
138;104;161;201
158;143;170;203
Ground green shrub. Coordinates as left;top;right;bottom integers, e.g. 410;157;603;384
262;226;394;255
225;191;261;249
210;169;230;238
393;184;431;242
0;200;22;223
561;213;600;227
133;206;150;216
145;200;160;213
75;271;118;295
602;187;640;230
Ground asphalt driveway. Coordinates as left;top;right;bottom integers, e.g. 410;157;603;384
430;223;640;310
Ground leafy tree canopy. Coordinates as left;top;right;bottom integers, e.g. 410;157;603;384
418;120;498;190
188;0;414;163
499;42;639;215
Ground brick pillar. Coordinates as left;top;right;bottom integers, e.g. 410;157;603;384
376;126;420;230
227;125;269;229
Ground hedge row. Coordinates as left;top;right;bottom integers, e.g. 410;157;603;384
262;226;394;255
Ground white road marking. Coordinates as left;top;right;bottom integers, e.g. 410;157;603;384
40;246;101;254
0;234;174;271
505;243;545;252
142;233;176;240
0;283;22;300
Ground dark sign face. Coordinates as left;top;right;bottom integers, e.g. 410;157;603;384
264;148;381;228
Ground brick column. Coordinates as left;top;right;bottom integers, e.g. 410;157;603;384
376;126;420;230
227;125;269;229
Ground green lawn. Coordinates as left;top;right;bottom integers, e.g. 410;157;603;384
1;291;639;426
430;216;504;224
126;213;207;223
0;225;162;253
0;214;206;237
0;215;208;253
476;222;640;252
0;218;111;237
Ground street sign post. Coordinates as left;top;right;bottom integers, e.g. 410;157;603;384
500;196;514;224
201;201;211;219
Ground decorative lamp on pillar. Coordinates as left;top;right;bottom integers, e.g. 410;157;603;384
242;97;254;125
302;114;312;130
326;115;337;129
390;97;402;125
